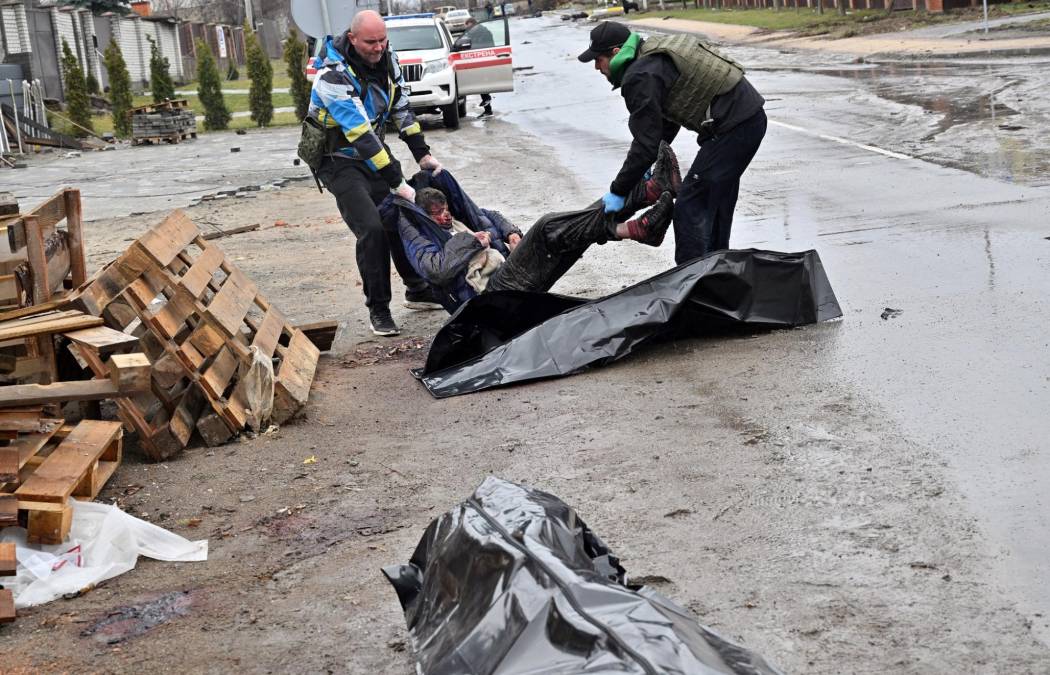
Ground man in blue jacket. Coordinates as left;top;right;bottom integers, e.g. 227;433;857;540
309;10;444;337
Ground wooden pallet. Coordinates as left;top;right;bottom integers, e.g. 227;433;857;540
73;211;319;459
131;131;197;146
8;420;123;545
129;99;191;115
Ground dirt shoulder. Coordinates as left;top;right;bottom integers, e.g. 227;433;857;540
3;119;1048;672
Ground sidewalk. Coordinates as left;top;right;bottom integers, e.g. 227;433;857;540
630;14;1050;58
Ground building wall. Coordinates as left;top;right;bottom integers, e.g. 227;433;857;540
1;4;32;55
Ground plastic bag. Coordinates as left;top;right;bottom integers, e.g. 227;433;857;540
2;500;208;608
384;477;783;675
418;248;842;397
238;345;275;431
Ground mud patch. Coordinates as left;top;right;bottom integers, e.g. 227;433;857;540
81;591;197;644
256;508;408;561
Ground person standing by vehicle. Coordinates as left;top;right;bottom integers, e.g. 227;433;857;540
462;17;495;116
578;22;766;263
307;10;444;336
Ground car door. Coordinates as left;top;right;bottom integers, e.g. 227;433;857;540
451;16;513;96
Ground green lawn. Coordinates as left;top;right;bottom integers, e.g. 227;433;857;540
132;91;295;116
178;59;294;92
51;107;299;139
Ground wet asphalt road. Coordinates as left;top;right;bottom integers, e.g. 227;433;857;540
503;16;1050;641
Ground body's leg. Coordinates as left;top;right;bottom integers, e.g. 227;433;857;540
672;109;767;264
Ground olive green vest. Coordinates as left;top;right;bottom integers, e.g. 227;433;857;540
638;34;744;133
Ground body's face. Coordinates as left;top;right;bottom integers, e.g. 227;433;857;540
427;203;453;227
593;47;619;79
348;18;388;64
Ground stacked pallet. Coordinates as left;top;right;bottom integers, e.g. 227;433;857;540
0;344;151;624
131;100;197;146
72;210;320;460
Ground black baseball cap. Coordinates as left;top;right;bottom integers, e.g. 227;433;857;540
577;21;631;62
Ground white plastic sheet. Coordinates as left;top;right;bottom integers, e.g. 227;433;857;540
1;500;207;609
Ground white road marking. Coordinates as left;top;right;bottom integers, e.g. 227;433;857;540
770;119;915;161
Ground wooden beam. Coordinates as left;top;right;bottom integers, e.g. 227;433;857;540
64;189;87;287
107;353;151;392
0;378;140;406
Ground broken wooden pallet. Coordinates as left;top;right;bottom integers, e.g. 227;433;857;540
11;420;123;545
73;210;319;459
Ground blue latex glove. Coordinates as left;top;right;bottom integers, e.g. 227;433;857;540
602;191;626;213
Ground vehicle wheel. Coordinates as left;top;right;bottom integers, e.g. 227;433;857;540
458;98;467;117
442;100;460;130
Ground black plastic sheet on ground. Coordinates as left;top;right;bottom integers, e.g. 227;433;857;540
384;477;784;675
417;248;842;398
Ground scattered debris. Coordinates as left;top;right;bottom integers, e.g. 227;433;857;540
81;591;195;644
881;307;903;320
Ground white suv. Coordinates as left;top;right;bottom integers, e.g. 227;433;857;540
385;13;464;128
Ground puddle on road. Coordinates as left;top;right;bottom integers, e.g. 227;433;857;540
782;63;1020;139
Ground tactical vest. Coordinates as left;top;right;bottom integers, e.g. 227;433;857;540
638;34;744;133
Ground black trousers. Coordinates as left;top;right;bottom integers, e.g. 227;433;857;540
672;109;767;264
318;158;427;308
487;177;650;294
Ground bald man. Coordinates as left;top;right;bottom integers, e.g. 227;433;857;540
309;10;444;336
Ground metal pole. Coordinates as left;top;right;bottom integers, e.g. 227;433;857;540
983;0;988;34
0;103;9;155
320;0;333;35
7;80;23;155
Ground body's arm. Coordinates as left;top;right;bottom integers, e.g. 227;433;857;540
388;52;433;164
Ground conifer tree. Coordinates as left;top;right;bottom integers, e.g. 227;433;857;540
103;39;134;138
196;39;231;131
86;71;101;96
245;25;273;127
148;35;176;102
284;28;311;122
60;39;93;137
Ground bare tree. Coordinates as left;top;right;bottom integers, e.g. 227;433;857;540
151;0;196;20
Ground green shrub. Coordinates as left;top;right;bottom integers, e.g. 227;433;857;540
283;28;311;122
245;25;274;127
103;39;134;137
60;39;93;137
196;39;231;130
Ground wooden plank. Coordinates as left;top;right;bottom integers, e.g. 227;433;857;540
0;588;14;623
74;247;153;316
0;250;28;276
9;425;63;471
188;321;226;358
201;223;260;241
21;500;72;545
0;496;16;529
272;329;320;424
64;189;87;287
252;307;286;358
64;325;139;355
45;237;71;294
204;269;257;338
29;189;67;232
0;541;15;575
24;214;50;304
148;285;197;340
296;320;339;352
200;346;238;400
179;245;224;298
0;379;132;406
0;297;70;323
0;447;16;484
0;312;103;341
197;409;235;446
136;211;200;267
107;353;151;392
15;421;122;503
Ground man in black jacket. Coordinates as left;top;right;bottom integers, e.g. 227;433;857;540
579;21;766;263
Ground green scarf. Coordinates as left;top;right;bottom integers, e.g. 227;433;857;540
606;32;641;89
